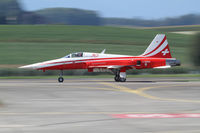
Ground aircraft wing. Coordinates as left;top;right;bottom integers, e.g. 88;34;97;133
88;65;136;69
153;66;171;69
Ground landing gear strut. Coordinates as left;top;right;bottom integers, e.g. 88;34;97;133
114;70;126;82
58;70;64;83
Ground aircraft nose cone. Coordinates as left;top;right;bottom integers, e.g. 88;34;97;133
19;63;42;69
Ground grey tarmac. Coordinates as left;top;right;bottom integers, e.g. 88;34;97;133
0;77;200;133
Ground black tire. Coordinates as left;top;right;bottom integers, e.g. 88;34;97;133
119;78;126;82
58;77;64;83
114;75;120;82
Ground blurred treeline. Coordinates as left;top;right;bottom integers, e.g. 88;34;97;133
1;0;200;26
104;14;200;27
0;0;101;25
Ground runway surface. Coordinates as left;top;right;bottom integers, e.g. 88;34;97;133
0;77;200;133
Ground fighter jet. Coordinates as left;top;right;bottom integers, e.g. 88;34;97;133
20;34;180;82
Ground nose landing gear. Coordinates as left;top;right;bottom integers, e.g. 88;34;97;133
58;70;64;83
58;77;64;83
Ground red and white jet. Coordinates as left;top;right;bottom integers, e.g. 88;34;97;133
20;34;180;82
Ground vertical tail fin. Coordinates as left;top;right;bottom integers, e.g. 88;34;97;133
142;34;172;58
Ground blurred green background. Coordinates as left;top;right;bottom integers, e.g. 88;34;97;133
0;25;198;76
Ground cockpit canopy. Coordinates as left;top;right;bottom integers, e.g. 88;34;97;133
64;52;83;58
63;51;124;59
64;52;101;58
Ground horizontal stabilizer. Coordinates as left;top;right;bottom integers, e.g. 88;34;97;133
153;66;171;69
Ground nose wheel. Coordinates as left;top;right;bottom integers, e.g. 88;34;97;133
58;77;64;83
58;70;64;83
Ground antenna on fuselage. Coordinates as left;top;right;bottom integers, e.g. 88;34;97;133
101;49;106;54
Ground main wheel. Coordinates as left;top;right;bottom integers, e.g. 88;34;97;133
114;75;120;82
58;77;64;83
119;78;126;82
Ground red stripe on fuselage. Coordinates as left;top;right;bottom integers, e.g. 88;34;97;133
38;56;168;70
43;57;134;66
45;56;143;65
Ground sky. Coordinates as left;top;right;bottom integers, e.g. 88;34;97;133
19;0;200;19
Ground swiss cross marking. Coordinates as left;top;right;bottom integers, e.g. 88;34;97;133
162;49;169;56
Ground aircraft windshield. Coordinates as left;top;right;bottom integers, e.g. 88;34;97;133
64;55;71;58
64;52;83;58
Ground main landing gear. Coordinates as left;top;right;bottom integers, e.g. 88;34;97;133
114;70;126;82
58;70;64;83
